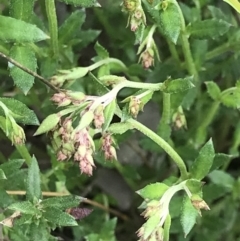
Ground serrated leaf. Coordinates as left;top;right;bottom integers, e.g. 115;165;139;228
0;169;6;179
41;195;83;210
43;207;78;226
180;195;198;237
107;122;133;135
220;88;240;109
205;81;221;100
158;1;182;43
94;42;109;59
208;170;234;188
0;98;39;125
187;19;231;39
102;100;116;132
0;189;14;208
28;223;49;241
59;10;86;44
163;76;195;93
34;113;60;136
137;182;169;200
190;139;215;180
0;15;49;43
224;0;240;13
210;153;232;172
8;201;39;215
58;0;99;7
26;156;42;202
0;159;24;176
9;45;37;94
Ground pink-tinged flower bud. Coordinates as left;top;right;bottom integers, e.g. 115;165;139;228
130;17;140;32
63;118;73;132
94;105;105;129
139;49;154;69
57;150;68;161
85;152;95;166
79;160;93;176
191;195;210;216
109;146;117;160
51;92;66;103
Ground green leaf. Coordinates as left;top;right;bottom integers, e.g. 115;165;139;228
59;10;86;44
187;19;231;39
107;122;133;135
205;81;221;100
157;1;182;43
9;45;37;94
10;0;35;22
0;98;39;125
180;195;198;237
190;139;215;180
26;156;42;202
210;153;232;172
43;207;78;226
0;159;24;176
220;88;240;109
0;189;14;208
8;201;39;215
0;15;49;43
28;223;49;241
103;100;116;132
58;0;99;7
41;195;83;210
185;179;203;195
223;0;240;13
0;169;6;179
137;182;169;200
34;113;60;136
163;76;195;93
94;42;109;59
208;170;234;188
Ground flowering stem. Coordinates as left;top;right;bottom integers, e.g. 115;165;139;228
89;58;127;71
127;118;188;180
146;24;157;48
15;145;32;166
45;0;59;58
124;80;163;91
164;214;171;241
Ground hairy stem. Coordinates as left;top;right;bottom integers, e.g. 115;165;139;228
175;2;199;83
15;145;32;166
45;0;59;58
127;118;188;180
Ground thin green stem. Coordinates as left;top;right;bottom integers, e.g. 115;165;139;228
127;118;188;180
162;93;171;125
89;58;127;71
15;145;32;166
195;100;220;145
163;214;171;241
166;38;181;65
206;42;240;60
175;2;199;83
124;80;163;91
45;0;59;58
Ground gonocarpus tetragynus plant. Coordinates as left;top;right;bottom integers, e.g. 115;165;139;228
0;0;240;240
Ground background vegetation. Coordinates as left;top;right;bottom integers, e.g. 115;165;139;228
0;0;240;240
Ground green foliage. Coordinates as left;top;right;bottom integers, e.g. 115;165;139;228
0;0;240;240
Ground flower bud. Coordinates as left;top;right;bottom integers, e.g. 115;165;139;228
66;91;86;103
123;0;137;12
129;96;141;118
94;105;105;129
